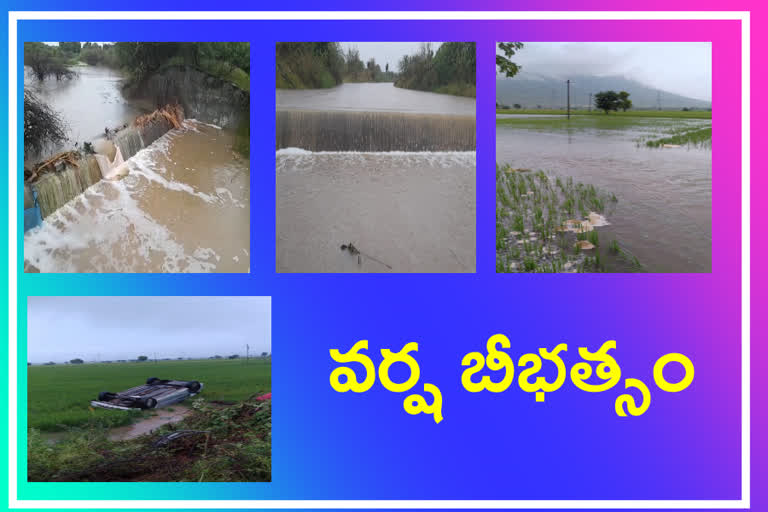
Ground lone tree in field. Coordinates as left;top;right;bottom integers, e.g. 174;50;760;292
594;90;621;114
137;355;148;362
618;91;633;112
70;358;84;364
496;42;525;78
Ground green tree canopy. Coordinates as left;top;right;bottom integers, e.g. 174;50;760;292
594;90;622;114
496;42;524;78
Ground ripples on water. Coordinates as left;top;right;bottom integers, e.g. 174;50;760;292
24;122;250;273
277;151;476;273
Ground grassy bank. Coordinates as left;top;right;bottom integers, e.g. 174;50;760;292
497;108;711;119
28;359;271;432
28;395;271;482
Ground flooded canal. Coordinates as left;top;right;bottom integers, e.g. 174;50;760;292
496;117;712;272
277;150;475;273
276;82;476;273
277;82;476;115
24;121;250;273
24;65;146;159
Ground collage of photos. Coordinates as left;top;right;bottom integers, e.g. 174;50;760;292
21;39;712;482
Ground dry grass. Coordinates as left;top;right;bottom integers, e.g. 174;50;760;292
135;104;185;130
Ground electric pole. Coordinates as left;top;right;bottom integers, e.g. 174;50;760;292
657;90;662;111
566;79;571;119
588;92;592;112
246;344;250;364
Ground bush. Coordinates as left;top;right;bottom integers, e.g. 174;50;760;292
23;90;67;160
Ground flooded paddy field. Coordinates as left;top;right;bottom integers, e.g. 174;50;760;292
496;115;711;273
24;121;249;273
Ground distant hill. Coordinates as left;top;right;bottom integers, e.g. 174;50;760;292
496;74;711;110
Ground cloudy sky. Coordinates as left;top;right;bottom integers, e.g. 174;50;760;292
498;42;711;101
340;42;442;72
27;297;271;363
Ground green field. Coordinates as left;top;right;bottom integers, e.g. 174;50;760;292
497;109;712;119
28;359;271;432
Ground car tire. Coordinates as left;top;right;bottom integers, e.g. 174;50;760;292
186;381;202;393
98;391;115;401
140;397;157;409
146;377;159;385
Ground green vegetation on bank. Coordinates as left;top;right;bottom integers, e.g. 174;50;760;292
276;43;396;89
496;108;711;119
28;395;271;482
28;358;270;432
395;42;476;97
112;42;250;92
276;42;345;89
642;127;712;149
24;42;77;81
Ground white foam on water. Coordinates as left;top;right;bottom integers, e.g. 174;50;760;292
276;150;476;172
23;121;247;273
23;181;217;273
186;119;222;130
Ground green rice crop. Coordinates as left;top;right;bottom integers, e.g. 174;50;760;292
28;358;271;432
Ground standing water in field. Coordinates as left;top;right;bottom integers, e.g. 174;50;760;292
276;83;476;273
496;116;711;273
24;121;250;273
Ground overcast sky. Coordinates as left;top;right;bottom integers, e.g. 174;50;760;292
340;42;443;72
27;297;271;363
497;42;711;101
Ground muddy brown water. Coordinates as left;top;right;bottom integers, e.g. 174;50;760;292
277;150;476;273
108;405;192;441
25;65;146;160
24;121;250;273
497;121;712;273
276;82;476;116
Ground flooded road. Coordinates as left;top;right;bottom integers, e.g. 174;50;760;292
25;65;145;158
24;121;250;273
277;150;476;273
496;117;711;272
277;82;476;116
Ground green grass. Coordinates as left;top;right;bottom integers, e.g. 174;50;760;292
28;359;271;432
643;127;712;148
28;396;271;482
497;108;711;119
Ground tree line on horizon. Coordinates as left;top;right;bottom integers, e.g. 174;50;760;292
275;41;477;97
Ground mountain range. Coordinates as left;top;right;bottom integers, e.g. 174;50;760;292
496;74;711;110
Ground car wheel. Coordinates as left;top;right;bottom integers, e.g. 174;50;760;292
98;391;115;401
186;381;202;393
146;377;159;385
140;397;157;409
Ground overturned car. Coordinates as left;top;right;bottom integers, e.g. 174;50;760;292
91;377;204;410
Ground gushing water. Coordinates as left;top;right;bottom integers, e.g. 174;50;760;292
24;121;249;273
